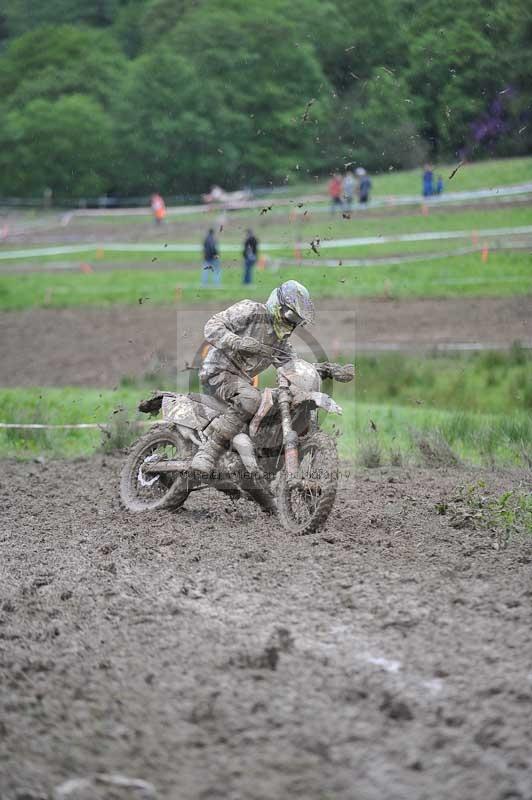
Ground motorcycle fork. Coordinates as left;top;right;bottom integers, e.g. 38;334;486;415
278;378;299;482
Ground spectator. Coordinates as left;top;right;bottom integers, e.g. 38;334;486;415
150;192;166;224
242;228;258;285
343;171;355;212
202;228;221;287
422;165;434;197
357;169;372;204
328;173;343;214
435;175;444;195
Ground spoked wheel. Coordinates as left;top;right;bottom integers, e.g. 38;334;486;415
276;431;338;534
120;424;191;512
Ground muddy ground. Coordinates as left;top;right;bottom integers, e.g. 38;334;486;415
2;296;531;387
1;457;531;799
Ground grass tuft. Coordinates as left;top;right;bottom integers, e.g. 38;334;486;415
357;436;382;468
99;408;141;454
411;429;461;468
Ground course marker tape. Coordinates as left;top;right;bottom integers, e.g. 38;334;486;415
0;421;156;430
1;225;532;261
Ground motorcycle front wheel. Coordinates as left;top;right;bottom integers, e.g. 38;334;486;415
120;424;191;512
276;430;338;535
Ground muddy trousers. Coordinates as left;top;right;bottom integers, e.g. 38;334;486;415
190;374;261;471
203;374;261;442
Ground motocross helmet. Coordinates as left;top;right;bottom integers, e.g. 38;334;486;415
266;280;315;339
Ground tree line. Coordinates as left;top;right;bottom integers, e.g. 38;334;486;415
0;0;530;200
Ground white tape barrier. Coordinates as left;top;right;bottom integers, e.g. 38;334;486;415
60;181;532;220
0;421;156;430
2;182;531;240
1;224;532;262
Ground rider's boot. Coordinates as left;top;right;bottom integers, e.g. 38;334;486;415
189;408;245;474
189;434;225;473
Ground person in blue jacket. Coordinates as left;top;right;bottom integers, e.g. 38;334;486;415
422;164;434;197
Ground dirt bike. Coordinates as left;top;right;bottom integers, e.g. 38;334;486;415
120;359;354;534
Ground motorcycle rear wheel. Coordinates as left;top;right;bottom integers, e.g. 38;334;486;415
276;430;338;534
120;424;191;512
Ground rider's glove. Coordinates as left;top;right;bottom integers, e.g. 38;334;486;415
314;362;355;382
218;332;241;352
334;363;355;382
234;336;268;355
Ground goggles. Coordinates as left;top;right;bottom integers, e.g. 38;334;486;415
281;306;305;326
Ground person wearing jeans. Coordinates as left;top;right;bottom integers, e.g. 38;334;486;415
202;228;221;287
242;229;258;285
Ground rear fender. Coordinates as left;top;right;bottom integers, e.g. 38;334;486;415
162;394;213;430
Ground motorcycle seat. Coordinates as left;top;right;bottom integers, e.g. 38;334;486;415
187;392;228;415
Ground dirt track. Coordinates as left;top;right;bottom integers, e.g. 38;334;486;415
1;457;531;799
2;296;531;387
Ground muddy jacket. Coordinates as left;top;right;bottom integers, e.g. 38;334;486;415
199;299;296;383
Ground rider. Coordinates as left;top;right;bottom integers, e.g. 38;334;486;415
189;280;315;472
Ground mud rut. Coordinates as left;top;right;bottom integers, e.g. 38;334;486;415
1;457;531;800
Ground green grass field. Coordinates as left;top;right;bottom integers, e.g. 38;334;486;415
248;204;532;245
2;349;531;465
1;201;530;253
65;155;531;216
1;386;530;467
265;156;532;200
1;251;530;309
1;157;530;467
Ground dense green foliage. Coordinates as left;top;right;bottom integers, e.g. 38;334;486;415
0;0;530;198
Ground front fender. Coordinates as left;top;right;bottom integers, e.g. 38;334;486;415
249;387;276;438
292;388;343;415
